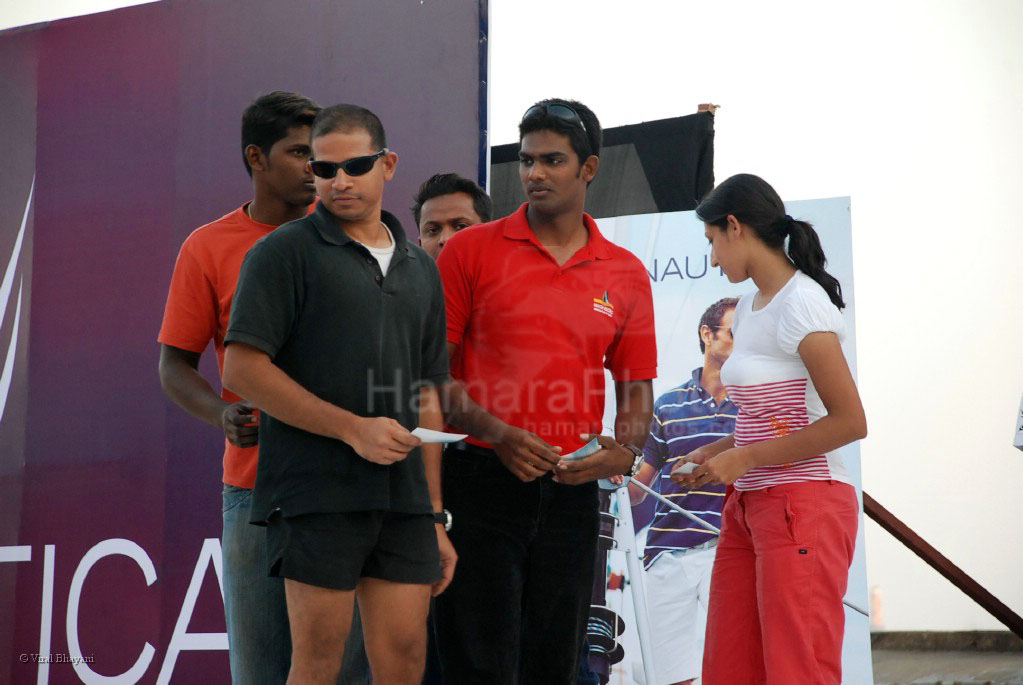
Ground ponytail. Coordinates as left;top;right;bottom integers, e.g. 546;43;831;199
696;174;846;310
784;218;845;310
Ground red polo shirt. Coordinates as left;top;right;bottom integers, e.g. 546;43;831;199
437;204;657;452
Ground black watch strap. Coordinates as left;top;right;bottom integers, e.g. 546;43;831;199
433;509;452;532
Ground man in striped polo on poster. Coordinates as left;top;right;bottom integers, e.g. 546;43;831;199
628;296;738;685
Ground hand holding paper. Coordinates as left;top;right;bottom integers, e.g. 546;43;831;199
560;437;602;462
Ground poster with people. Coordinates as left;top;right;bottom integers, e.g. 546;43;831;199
591;197;872;684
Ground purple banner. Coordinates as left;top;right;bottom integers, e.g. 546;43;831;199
0;1;484;682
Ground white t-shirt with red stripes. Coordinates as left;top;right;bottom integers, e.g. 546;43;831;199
720;270;852;491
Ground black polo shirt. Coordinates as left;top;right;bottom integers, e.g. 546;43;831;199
225;203;449;522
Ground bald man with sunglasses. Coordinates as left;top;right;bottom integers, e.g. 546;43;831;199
223;103;455;685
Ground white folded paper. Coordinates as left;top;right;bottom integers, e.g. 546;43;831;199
411;427;469;443
560;437;602;462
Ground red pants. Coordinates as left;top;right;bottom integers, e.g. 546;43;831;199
702;481;859;685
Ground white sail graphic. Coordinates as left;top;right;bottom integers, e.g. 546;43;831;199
0;179;33;426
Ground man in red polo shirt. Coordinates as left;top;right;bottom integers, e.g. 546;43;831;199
434;99;656;683
158;92;369;684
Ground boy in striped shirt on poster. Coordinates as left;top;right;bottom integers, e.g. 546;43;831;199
674;174;867;684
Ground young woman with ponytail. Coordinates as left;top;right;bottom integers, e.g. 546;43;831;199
673;174;867;684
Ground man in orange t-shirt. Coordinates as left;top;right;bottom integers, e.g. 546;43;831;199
157;92;368;684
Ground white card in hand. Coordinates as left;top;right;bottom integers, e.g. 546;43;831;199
411;427;469;443
560;438;602;462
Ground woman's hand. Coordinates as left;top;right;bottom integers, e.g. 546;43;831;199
675;447;754;487
682;442;716;466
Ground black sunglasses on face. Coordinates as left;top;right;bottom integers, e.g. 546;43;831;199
520;104;587;133
309;149;388;179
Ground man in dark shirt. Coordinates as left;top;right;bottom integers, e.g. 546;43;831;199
410;172;492;685
412;172;492;258
223;104;455;685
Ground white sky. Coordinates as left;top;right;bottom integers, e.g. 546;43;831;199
3;0;1022;633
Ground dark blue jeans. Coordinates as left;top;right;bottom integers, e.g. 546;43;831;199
435;445;599;684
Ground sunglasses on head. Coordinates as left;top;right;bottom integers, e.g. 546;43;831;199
520;104;587;133
309;149;388;179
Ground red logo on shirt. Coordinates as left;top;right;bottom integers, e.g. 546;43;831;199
770;415;792;438
593;291;614;318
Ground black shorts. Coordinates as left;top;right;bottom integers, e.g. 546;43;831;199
266;510;441;590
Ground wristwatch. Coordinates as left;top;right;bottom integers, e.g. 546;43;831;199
434;509;452;532
623;444;644;477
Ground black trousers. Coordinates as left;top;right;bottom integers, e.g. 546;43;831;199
435;443;599;684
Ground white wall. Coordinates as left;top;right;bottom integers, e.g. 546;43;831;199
488;0;1023;632
4;0;1022;632
0;0;156;31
